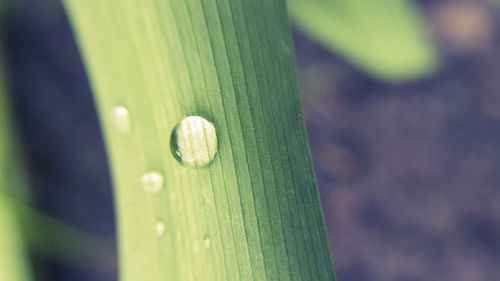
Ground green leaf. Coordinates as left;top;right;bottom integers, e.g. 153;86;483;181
7;198;116;274
63;0;336;280
0;61;32;281
0;196;31;281
288;0;439;82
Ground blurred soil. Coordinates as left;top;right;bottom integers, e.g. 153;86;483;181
297;1;500;280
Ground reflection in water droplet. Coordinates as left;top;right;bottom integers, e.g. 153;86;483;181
156;221;165;236
111;106;130;133
170;116;218;168
141;172;164;193
203;236;210;249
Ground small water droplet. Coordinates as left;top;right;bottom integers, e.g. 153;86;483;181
193;241;200;253
170;116;218;168
281;40;292;55
203;236;210;249
202;192;211;205
141;172;164;193
155;221;165;236
111;106;130;133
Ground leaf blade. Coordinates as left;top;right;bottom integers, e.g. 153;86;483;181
63;0;336;280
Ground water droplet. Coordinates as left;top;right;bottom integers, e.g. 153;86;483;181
193;241;200;253
170;116;218;168
155;221;165;236
202;192;211;205
141;172;164;193
170;192;177;200
111;106;130;133
203;236;210;249
281;40;292;55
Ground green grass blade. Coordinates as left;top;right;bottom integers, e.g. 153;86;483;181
0;196;31;281
8;198;116;274
0;63;32;281
63;0;335;280
288;0;438;82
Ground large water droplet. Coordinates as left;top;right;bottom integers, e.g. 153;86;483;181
111;106;130;133
170;116;218;168
141;172;164;193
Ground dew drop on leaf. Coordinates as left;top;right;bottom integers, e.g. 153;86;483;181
111;105;131;133
141;172;164;193
170;116;218;168
155;221;165;236
203;236;210;249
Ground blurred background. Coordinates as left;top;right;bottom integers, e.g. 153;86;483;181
2;0;500;280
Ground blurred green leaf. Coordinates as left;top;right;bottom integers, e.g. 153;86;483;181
10;198;116;274
288;0;439;82
0;195;31;281
0;57;32;281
